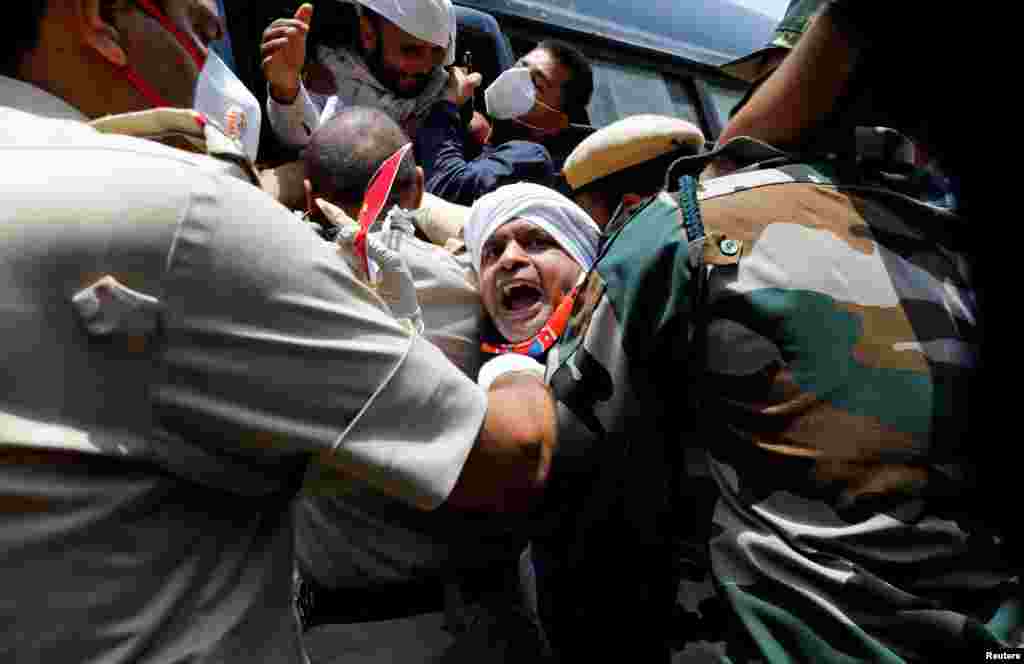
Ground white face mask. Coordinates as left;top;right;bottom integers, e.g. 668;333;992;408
193;50;262;163
484;67;537;120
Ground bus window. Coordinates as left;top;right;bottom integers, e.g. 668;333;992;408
587;57;701;129
664;77;702;127
703;80;748;129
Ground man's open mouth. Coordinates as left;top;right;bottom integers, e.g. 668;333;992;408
501;281;544;314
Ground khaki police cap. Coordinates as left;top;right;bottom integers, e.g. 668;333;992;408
562;114;705;192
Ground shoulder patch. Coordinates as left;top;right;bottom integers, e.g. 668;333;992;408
90;109;260;187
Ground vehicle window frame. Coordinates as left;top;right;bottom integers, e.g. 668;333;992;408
500;19;749;140
697;78;750;137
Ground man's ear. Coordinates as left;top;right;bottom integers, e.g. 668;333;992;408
358;13;378;53
304;178;315;216
80;0;128;67
411;166;425;210
573;189;610;229
397;166;424;210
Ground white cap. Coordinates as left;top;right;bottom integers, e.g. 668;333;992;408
464;182;601;276
356;0;457;66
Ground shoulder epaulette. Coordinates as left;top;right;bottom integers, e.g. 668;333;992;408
89;108;261;187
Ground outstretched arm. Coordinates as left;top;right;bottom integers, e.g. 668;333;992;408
447;370;558;512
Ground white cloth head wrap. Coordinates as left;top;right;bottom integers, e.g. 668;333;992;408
464;183;601;276
355;0;457;66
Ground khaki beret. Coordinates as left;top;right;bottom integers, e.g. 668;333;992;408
720;0;827;82
562;115;705;192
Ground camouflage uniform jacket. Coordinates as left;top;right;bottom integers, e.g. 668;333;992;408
542;163;1014;662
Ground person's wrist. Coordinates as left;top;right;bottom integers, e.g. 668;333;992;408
444;88;468;106
269;79;300;105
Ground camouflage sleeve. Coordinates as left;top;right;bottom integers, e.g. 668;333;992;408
601;195;697;379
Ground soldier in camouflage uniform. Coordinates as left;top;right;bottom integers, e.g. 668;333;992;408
689;160;1000;662
547;78;1005;664
525;115;713;663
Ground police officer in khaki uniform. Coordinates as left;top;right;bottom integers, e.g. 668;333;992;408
0;3;556;662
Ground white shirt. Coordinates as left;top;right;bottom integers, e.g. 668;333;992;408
295;238;533;589
266;45;450;148
266;79;339;148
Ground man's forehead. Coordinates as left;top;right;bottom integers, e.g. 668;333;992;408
518;48;567;82
485;219;549;243
379;14;447;52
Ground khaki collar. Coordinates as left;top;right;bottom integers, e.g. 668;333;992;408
0;76;86;122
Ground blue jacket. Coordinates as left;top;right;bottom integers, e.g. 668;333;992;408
414;101;555;206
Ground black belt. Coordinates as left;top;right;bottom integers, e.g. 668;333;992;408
297;564;519;631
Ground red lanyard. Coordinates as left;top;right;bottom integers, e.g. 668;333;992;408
481;285;579;359
120;1;206;109
135;0;205;69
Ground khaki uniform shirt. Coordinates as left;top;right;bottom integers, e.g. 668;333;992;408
0;76;486;663
296;241;528;588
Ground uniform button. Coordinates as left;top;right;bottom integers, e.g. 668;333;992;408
719;238;740;256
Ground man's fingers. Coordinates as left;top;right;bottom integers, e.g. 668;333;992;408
260;39;292;58
366;236;400;269
263;18;309;37
262;25;307;43
466;72;483;89
269;18;310;30
294;3;314;25
316;198;358;231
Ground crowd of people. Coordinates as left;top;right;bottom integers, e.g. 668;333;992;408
0;1;998;663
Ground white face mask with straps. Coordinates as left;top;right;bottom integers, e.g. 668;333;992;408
193;50;263;163
484;67;538;120
484;66;580;136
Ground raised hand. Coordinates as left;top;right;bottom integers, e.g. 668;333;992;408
261;3;313;104
444;66;483;107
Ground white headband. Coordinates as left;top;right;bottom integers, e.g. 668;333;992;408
356;0;457;66
464;182;601;276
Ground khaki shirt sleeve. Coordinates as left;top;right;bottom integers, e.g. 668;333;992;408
401;236;484;379
155;171;486;508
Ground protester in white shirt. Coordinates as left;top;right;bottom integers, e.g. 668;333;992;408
262;0;458;145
